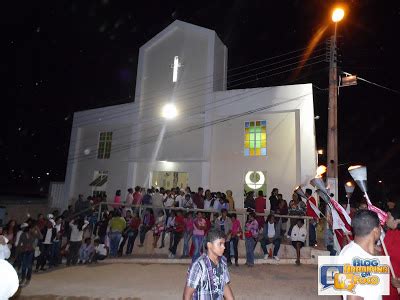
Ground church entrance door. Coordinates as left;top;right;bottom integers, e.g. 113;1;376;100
151;171;188;190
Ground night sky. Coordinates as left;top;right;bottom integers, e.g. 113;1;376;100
2;0;400;203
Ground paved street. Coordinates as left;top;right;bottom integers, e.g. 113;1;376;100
14;263;340;300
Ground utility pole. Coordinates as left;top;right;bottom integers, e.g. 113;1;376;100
327;23;339;200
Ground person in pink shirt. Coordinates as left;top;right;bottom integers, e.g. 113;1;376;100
245;212;259;267
113;190;121;209
192;211;206;262
126;188;134;206
182;213;194;258
132;186;142;206
230;213;242;266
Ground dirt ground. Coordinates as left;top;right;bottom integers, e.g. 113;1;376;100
14;263;340;300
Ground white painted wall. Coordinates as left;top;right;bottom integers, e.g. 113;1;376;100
63;21;316;209
64;102;137;204
209;112;297;208
129;20;228;179
209;84;316;207
64;21;229;203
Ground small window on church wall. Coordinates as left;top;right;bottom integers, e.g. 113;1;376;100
97;132;113;159
244;121;266;156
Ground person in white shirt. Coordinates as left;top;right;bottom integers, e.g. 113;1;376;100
212;193;221;211
182;194;194;209
50;217;63;267
175;189;185;208
36;220;56;271
204;190;212;209
160;211;175;249
339;210;382;300
164;192;175;208
261;214;282;261
92;238;108;262
0;235;11;260
152;189;164;217
67;217;89;266
290;218;307;265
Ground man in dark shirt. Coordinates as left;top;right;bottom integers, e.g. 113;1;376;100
192;187;204;209
269;188;279;213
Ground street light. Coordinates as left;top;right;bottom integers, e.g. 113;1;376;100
326;6;345;200
161;103;178;119
332;8;345;23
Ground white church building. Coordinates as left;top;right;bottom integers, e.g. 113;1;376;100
62;20;317;209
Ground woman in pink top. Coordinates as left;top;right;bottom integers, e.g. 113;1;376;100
230;213;242;266
182;213;194;258
245;212;259;267
113;190;121;208
192;211;206;262
132;186;142;206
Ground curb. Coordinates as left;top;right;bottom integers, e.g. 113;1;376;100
100;257;317;265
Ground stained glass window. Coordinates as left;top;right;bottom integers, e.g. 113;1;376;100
244;121;266;156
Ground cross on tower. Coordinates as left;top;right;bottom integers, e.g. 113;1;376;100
170;56;182;83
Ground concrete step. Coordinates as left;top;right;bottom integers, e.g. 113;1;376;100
117;231;329;261
102;255;321;265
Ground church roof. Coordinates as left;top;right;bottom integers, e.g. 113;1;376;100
140;20;221;51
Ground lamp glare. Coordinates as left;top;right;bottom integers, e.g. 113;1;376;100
162;103;178;119
332;8;345;23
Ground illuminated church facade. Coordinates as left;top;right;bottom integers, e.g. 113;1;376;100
63;20;317;208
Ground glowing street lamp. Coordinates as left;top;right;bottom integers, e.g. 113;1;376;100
332;7;345;23
161;103;178;119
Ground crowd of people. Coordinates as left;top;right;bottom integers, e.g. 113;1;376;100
105;186;318;266
1;184;399;291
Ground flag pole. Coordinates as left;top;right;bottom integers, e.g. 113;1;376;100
364;192;398;284
348;165;398;289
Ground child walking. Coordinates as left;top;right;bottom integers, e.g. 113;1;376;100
183;228;234;300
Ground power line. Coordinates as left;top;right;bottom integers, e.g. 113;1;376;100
70;61;327;159
69;60;326;155
128;42;324;102
69;65;327;163
71;43;325;122
69;92;312;164
73;50;325;126
313;84;328;91
227;43;323;72
73;54;326;129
